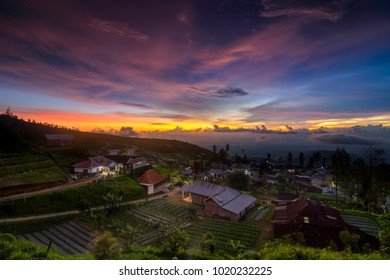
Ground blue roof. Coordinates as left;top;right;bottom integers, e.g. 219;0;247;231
181;181;224;197
222;193;257;215
212;187;241;206
182;180;257;215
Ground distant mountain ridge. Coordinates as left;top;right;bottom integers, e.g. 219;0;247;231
0;114;213;159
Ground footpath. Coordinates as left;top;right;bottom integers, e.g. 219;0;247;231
0;187;181;224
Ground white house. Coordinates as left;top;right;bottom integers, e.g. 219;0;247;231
72;156;117;175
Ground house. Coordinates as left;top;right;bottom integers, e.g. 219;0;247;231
273;196;379;250
207;168;225;178
72;156;117;176
45;134;73;147
137;169;171;195
205;187;256;221
106;149;121;156
311;169;333;187
105;155;131;173
127;157;148;171
181;180;224;205
181;180;256;221
123;147;136;156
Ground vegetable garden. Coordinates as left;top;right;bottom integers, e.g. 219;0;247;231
185;218;259;253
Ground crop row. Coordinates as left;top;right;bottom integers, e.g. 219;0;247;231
142;198;190;219
185;218;259;252
0;154;49;166
0;160;56;177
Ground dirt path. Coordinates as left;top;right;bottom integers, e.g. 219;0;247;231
0;191;172;223
0;178;97;202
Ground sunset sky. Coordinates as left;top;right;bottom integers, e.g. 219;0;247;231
1;0;390;153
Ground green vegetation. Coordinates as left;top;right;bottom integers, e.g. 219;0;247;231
227;171;250;191
0;175;146;217
0;153;67;188
0;233;69;260
185;218;259;254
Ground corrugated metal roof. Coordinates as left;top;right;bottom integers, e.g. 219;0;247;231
222;193;257;215
182;181;257;215
211;187;241;206
72;160;91;169
181;181;224;197
127;157;146;165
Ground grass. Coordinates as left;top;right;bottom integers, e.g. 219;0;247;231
0;175;147;217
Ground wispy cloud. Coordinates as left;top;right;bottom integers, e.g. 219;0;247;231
88;18;149;42
260;0;352;22
190;86;249;98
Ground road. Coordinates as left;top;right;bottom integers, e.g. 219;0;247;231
0;187;181;223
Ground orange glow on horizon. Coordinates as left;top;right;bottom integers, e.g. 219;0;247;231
15;110;390;134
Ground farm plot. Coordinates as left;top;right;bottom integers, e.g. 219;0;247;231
341;215;380;237
140;198;191;220
0;153;66;188
126;199;191;245
16;220;98;255
185;218;259;253
244;206;270;221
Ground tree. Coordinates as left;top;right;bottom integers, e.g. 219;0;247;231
299;152;305;167
91;232;122;259
287;152;293;168
121;224;139;252
202;232;215;254
331;148;350;205
227;171;250;191
103;192;123;216
364;147;385;212
225;144;230;155
162;228;190;254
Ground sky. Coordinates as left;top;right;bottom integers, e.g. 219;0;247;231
1;0;390;158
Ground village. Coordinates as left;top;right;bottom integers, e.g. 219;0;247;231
0;108;387;260
1;129;387;260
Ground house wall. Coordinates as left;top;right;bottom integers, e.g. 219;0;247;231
74;167;92;174
139;183;154;195
191;194;207;205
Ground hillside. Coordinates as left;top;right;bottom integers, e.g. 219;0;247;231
0;114;212;191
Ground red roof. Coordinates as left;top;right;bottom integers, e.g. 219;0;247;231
137;169;167;186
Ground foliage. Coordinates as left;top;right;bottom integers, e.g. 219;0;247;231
0;233;65;260
227;171;250;191
162;228;190;254
186;218;258;254
339;230;360;253
103;192;123;216
91;231;122;260
0;175;146;217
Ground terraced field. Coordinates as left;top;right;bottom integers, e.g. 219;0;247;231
17;220;98;255
0;153;66;189
244;206;270;221
185;218;259;253
128;198;191;245
342;215;380;237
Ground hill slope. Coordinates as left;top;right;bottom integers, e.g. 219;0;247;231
0;114;212;191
